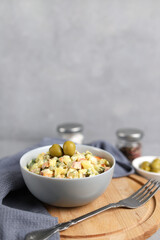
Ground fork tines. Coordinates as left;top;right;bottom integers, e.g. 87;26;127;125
131;179;160;203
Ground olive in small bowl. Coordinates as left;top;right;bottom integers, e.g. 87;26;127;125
132;156;160;180
150;158;160;173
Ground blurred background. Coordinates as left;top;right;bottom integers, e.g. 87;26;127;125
0;0;160;158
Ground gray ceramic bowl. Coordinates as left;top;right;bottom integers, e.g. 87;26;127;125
20;145;115;207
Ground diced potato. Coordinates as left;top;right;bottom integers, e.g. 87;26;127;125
30;163;39;171
81;160;92;169
36;153;45;162
71;152;85;161
30;164;40;174
78;169;87;178
37;159;44;168
89;156;98;165
49;158;57;168
71;155;78;161
55;167;67;177
79;170;86;177
91;167;98;174
62;156;72;165
67;169;78;178
85;153;93;160
41;169;53;177
94;164;103;171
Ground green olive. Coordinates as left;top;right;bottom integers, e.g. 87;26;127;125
152;158;160;165
49;144;63;157
150;159;160;172
140;161;151;171
151;169;160;173
63;141;76;156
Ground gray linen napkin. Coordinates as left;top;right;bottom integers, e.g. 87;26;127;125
0;138;134;240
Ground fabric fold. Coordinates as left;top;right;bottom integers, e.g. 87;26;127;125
0;138;135;240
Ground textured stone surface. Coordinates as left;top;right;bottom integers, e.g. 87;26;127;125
0;0;160;161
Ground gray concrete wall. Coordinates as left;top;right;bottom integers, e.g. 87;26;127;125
1;0;160;157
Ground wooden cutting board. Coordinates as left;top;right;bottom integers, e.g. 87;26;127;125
46;174;160;240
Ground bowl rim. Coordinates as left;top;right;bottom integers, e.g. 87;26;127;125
20;144;116;182
132;156;160;176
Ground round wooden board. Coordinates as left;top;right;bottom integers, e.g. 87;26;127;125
46;174;160;240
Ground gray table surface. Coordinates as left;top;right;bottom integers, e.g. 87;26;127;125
0;139;159;240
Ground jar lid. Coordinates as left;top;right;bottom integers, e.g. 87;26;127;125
57;123;83;134
116;128;144;141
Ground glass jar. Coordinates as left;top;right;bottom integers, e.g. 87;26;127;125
116;128;144;162
57;123;84;144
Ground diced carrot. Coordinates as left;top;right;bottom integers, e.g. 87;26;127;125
42;162;49;169
59;157;64;162
79;158;87;161
42;171;53;177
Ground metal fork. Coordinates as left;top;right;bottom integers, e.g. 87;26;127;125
25;179;160;240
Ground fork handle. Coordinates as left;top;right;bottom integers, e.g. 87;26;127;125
25;202;120;240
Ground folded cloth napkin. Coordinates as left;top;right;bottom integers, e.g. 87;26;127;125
0;138;135;240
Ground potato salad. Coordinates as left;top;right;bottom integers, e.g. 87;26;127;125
27;142;111;179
